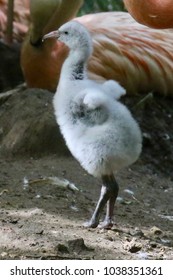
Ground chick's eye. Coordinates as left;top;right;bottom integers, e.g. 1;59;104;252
64;31;69;35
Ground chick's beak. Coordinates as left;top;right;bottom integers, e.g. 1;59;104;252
42;30;60;42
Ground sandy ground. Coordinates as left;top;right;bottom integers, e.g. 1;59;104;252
0;88;173;260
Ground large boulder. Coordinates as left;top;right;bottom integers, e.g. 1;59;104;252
0;88;69;156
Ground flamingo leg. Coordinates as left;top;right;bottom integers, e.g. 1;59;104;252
84;174;119;228
5;0;14;45
99;175;119;229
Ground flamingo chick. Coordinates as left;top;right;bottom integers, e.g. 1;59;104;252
43;21;142;229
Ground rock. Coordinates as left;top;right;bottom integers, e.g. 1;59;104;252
150;226;163;235
0;89;69;156
56;243;69;254
130;228;144;237
149;241;158;248
54;238;93;257
67;238;92;253
123;238;142;253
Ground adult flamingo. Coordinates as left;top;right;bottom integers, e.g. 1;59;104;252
20;0;173;96
124;0;173;29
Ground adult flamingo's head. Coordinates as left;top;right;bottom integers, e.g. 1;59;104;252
30;0;83;45
124;0;173;29
21;0;83;91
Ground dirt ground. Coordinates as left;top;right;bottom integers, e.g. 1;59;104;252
0;87;173;260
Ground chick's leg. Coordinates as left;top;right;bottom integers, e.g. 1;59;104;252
83;184;111;228
83;174;119;228
98;174;119;229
